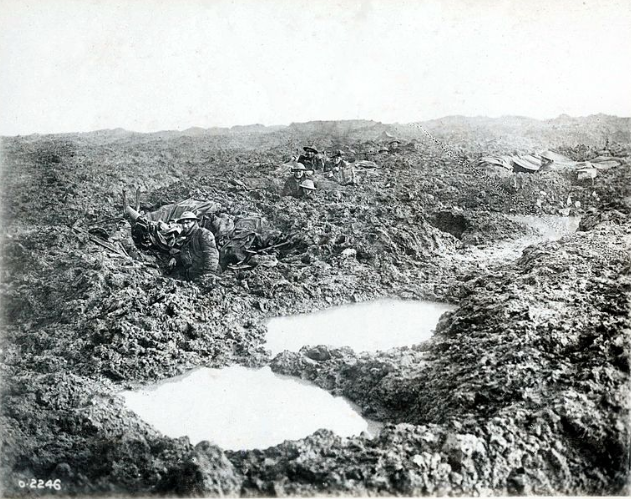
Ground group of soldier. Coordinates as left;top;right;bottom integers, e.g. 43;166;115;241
281;146;356;199
122;144;367;287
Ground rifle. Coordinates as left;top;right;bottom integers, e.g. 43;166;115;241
244;239;292;255
225;240;292;270
71;225;127;256
71;225;157;268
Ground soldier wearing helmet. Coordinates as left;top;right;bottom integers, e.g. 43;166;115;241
169;211;219;285
282;162;307;197
299;178;316;199
388;139;400;153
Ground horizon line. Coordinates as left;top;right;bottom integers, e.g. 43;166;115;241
2;112;629;138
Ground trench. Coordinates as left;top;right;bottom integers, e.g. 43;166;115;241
458;214;580;265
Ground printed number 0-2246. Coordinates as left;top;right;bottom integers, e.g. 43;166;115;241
17;479;61;490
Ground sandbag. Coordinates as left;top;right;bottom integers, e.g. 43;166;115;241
479;156;513;170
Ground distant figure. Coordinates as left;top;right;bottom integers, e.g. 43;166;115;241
297;146;322;173
388;139;400;153
170;211;219;285
299;179;317;199
323;151;334;176
282;163;307;198
513;172;527;190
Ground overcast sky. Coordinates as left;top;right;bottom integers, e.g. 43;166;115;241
1;0;630;135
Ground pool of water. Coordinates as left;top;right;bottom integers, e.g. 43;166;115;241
266;299;456;356
121;365;381;451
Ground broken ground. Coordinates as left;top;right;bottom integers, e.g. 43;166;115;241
1;118;629;496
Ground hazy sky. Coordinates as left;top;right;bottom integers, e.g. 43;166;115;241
1;0;630;135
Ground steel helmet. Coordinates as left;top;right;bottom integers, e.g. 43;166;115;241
291;163;306;172
177;211;199;223
299;179;316;190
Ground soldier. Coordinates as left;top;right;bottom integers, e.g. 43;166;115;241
169;211;219;285
299;179;317;199
282;163;307;197
330;150;356;186
297;146;322;173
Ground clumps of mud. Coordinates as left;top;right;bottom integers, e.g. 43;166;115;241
1;131;630;496
260;219;630;495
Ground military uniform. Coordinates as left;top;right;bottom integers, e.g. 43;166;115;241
178;226;219;282
297;155;321;172
282;176;304;198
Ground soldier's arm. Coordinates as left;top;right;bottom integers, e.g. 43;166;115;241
199;230;220;275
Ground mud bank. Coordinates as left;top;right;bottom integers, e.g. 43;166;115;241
1;131;629;496
263;218;630;495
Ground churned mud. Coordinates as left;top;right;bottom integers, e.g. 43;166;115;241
1;126;629;496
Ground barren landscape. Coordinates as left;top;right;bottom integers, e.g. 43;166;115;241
1;115;630;496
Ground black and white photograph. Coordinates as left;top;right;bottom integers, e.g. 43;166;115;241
1;0;629;496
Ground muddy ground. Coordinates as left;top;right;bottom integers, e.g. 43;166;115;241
0;127;630;496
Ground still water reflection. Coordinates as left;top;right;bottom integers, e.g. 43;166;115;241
266;299;456;357
122;365;381;451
